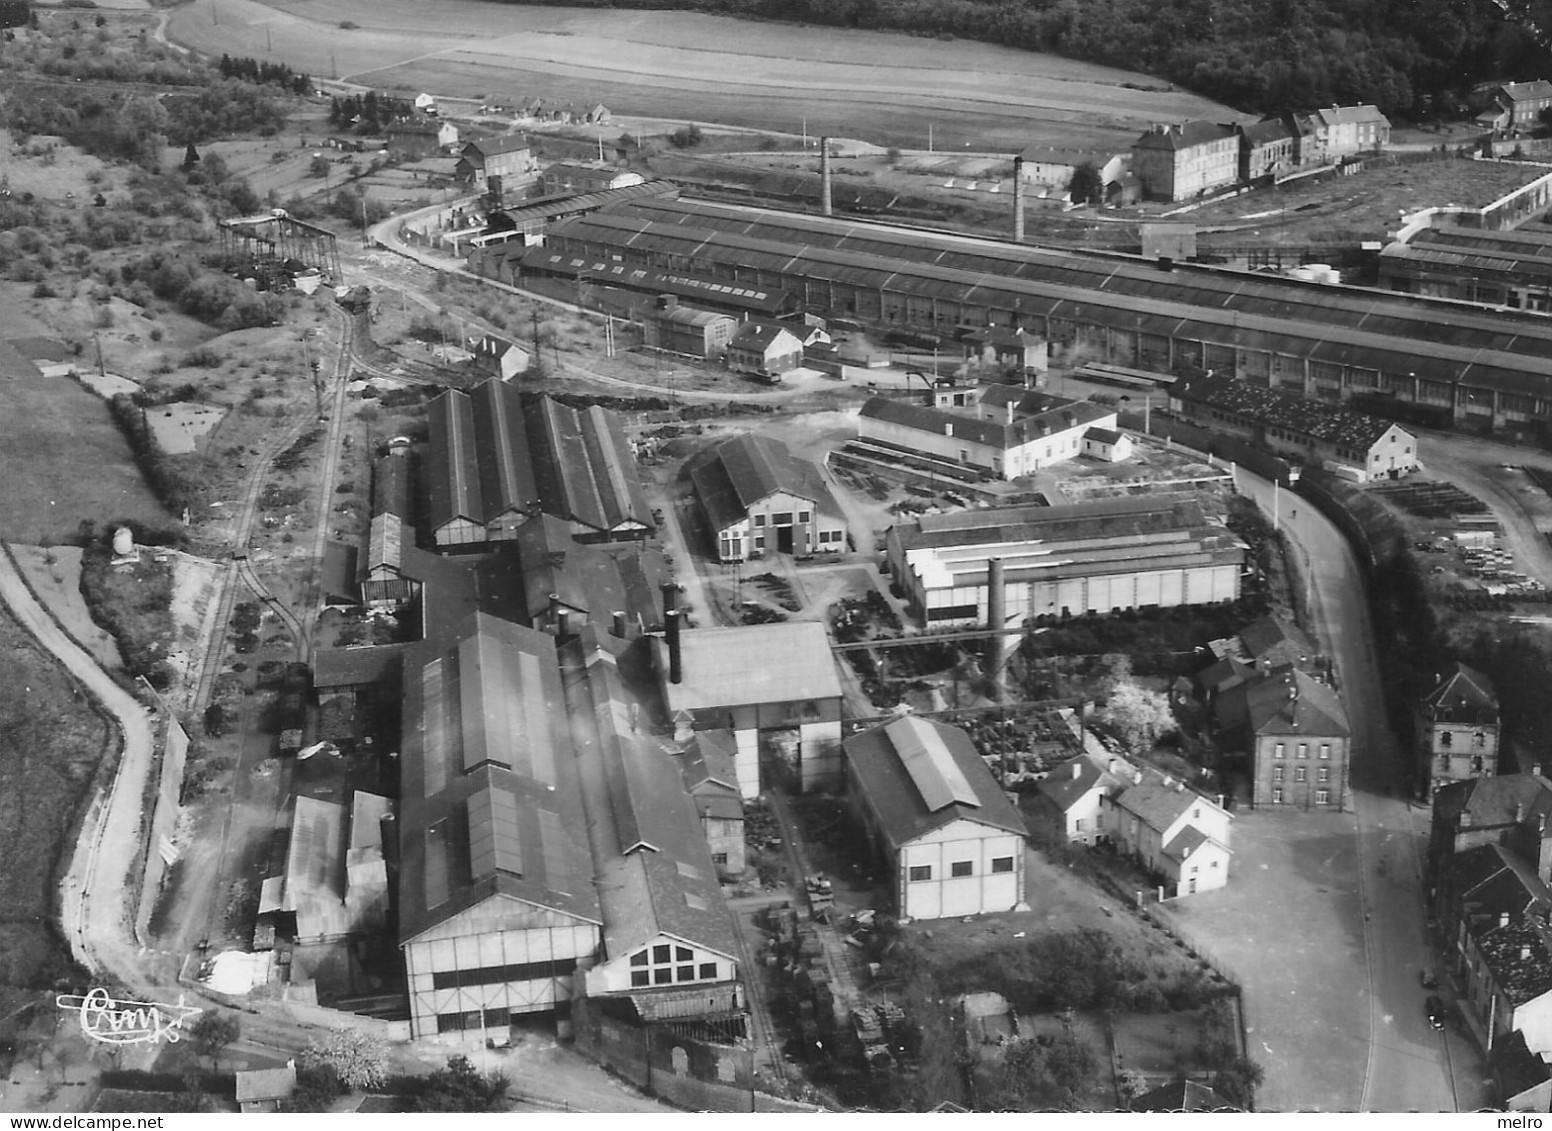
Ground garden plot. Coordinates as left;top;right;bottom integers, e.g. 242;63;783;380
146;402;228;455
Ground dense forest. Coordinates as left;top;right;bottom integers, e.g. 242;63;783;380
492;0;1552;119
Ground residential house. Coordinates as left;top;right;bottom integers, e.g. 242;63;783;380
1493;1030;1552;1112
1478;81;1552;133
1237;612;1320;672
1032;749;1130;846
676;730;746;876
1170;372;1418;482
858;393;1116;480
1236;119;1295;182
686;432;848;562
659;620;845;796
1103;765;1232;896
843;715;1027;921
642;296;737;359
726;321;805;380
386;119;459;158
1420;662;1502;797
1312;105;1391;157
456;134;535;184
1017;146;1129;203
584;104;612;125
236;1062;297;1113
540;163;644;196
1130;121;1239;203
1131;1078;1237;1112
1428;773;1552;925
469;334;530;381
884;493;1245;627
962;325;1047;374
1214;664;1351;811
1080;426;1132;462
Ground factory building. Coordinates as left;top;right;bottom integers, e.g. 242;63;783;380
686;432;848;562
885;494;1246;627
531;196;1552;436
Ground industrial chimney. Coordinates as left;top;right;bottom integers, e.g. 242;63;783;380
612;610;628;639
986;557;1007;696
1012;156;1026;242
820;136;833;217
666;608;683;685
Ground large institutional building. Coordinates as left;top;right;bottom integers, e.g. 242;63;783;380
884;494;1247;627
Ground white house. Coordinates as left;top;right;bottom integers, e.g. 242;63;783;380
1081;426;1132;462
1033;749;1131;846
858;394;1116;480
1103;766;1232;896
727;321;805;380
843;715;1027;921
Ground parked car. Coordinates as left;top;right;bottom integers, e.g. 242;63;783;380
1426;995;1446;1030
1421;969;1438;990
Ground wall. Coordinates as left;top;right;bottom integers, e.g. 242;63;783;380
896;820;1022;920
133;717;190;943
1252;732;1347;810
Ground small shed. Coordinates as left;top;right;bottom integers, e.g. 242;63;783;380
1082;426;1133;462
236;1061;297;1113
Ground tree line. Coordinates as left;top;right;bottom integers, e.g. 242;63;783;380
217;52;312;96
484;0;1551;119
329;90;415;134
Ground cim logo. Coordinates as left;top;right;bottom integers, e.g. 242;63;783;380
55;988;202;1045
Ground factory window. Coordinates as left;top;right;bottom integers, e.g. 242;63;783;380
991;856;1014;873
1272;789;1284;804
1320;744;1331;759
753;514;766;527
927;604;979;622
677;966;695;982
774;512;793;526
631;971;650;987
1316;789;1330;805
654;944;671;964
677;946;693;961
908;865;933;882
1318;768;1330;783
432;958;579;990
799;510;811;523
654;968;673;985
1274;743;1285;759
1294;768;1307;783
712;852;728;867
631;952;648;966
951;860;973;878
1273;767;1284;782
1297;743;1308;758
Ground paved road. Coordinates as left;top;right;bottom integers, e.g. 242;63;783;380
1234;474;1490;1111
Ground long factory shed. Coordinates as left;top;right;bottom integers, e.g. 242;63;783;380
531;196;1552;431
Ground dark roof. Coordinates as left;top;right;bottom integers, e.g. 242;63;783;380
1036;754;1124;813
1084;426;1122;444
1433;774;1552;834
1017;145;1111;166
1474;912;1552;1007
561;631;740;961
545;161;628;181
1498;80;1552;103
320;540;360;604
729;320;802;352
313;643;409;690
1422;661;1498;722
1491;1028;1552;1103
1110;765;1223;835
526;395;653;536
398;613;601;943
1238;612;1317;666
844;716;1025;848
1163;824;1216;864
677;731;743;822
519;245;794;315
964;325;1043;349
1216;665;1350;739
1132;121;1236;151
372;454;411;519
893;492;1209;552
1239;119;1293;145
426;388;484;532
471;378;542;522
861;394;1111;451
1174;373;1405;450
489;180;679;228
1132;1078;1236;1112
513;513;665;630
686;432;842;534
464;133;530;158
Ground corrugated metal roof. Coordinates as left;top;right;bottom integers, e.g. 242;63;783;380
472;377;540;521
844;716;1025;846
686;431;840;535
426;390;483;533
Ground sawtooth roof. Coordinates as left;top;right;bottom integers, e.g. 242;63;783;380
844;715;1025;847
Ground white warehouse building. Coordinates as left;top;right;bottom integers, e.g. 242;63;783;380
885;494;1247;627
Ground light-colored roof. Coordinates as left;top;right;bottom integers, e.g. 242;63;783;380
282;796;348;938
350;791;392;852
729;320;802;351
1314;104;1390;127
664;622;842;710
236;1064;297;1104
1499;80;1552;103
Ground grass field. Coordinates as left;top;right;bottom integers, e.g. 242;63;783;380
0;364;175;546
0;604;106;1013
167;0;1246;152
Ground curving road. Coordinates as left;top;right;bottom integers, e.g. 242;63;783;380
1235;473;1491;1111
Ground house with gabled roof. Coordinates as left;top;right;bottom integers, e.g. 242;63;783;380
1449;843;1552;1057
1237;119;1295;182
675;730;745;876
1493;1028;1552;1112
1170;372;1417;481
843;715;1027;920
1419;662;1501;795
686;431;848;562
1214;664;1350;811
726;320;804;380
1103;764;1232;895
237;1061;297;1113
1032;747;1131;846
456;133;535;183
1478;81;1552;133
962;325;1047;374
1130;121;1238;202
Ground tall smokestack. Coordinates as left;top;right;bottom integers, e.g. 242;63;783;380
986;557;1007;695
1012;157;1025;242
820;137;833;217
666;608;682;685
661;582;678;620
612;610;628;639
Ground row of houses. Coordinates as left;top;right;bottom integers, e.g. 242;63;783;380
528;195;1552;436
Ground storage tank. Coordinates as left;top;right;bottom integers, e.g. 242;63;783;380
112;527;134;557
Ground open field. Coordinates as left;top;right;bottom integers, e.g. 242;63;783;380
167;0;1247;152
0;365;175;546
9;545;125;672
0;602;107;1013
